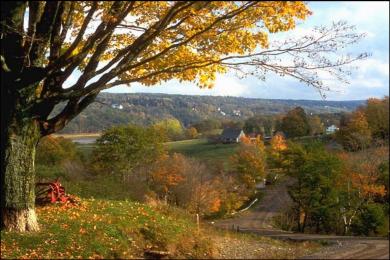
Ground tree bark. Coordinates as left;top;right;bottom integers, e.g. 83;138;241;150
1;117;41;232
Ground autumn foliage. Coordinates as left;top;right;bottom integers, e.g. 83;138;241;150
232;135;266;191
337;96;388;151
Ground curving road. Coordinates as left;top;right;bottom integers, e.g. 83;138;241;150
214;177;389;259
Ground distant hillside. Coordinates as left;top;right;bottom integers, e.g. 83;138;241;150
59;93;365;133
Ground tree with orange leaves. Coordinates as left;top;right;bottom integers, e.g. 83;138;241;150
232;135;266;192
149;153;186;204
336;148;387;235
337;110;372;151
267;133;288;176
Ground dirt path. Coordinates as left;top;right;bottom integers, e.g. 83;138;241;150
215;176;294;233
214;177;389;259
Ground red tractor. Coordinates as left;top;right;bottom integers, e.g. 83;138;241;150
35;178;76;205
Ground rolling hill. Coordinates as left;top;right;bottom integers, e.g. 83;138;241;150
59;93;365;133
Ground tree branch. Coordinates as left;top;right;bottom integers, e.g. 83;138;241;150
40;92;98;136
29;1;61;66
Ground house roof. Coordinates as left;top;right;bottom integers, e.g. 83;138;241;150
220;128;243;139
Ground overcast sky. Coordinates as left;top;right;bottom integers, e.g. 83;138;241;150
103;1;389;101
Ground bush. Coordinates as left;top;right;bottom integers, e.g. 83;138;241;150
351;203;386;236
36;136;81;166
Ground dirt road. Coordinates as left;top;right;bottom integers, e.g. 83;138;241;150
214;177;389;259
215;176;294;233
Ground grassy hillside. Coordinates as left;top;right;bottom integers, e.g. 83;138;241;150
1;200;212;259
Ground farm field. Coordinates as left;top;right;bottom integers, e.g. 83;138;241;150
166;139;239;168
74;138;240;166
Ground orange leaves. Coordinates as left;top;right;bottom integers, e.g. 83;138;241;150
149;153;187;196
61;223;69;229
338;147;388;201
239;135;252;145
79;227;86;234
351;172;386;198
208;198;222;213
232;136;267;189
271;133;287;152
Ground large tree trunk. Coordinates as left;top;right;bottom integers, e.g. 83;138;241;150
1;117;41;232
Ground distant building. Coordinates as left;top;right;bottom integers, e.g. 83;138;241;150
220;128;245;143
326;125;339;134
112;104;123;110
232;109;241;116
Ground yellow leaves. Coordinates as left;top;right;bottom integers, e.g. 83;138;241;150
66;1;310;89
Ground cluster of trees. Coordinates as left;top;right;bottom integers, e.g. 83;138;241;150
242;107;326;138
88;125;290;217
277;141;388;236
275;107;327;138
35;136;86;186
89;125;241;217
337;97;389;151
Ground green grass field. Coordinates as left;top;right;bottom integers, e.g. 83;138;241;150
166;139;239;168
76;138;240;168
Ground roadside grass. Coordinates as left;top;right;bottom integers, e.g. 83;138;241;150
1;200;213;259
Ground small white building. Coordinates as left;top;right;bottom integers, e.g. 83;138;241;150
112;104;123;110
326;124;339;134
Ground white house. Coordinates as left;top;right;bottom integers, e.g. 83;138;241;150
326;124;339;134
